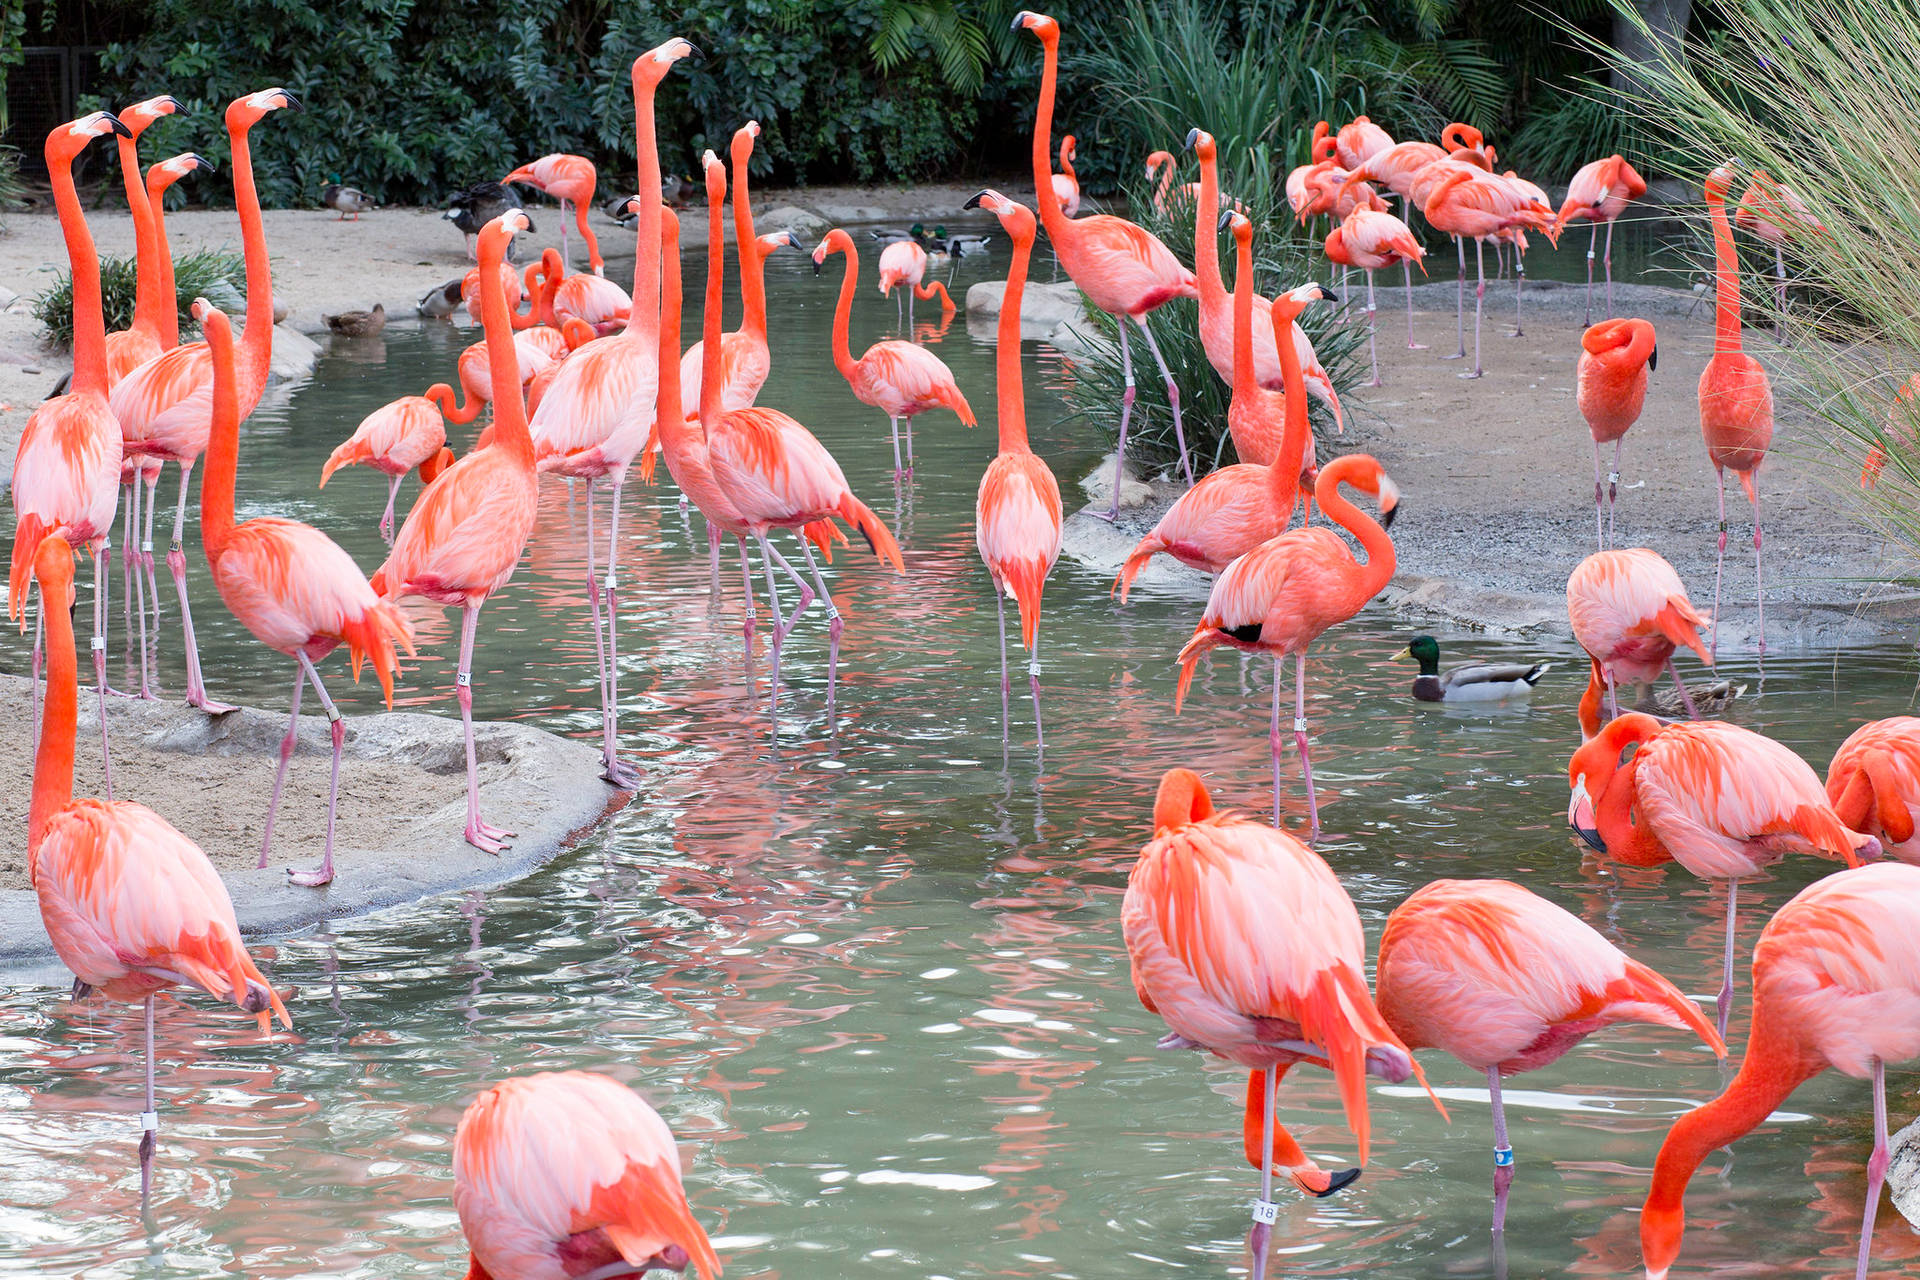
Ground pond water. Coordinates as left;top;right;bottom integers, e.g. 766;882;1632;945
2;242;1917;1279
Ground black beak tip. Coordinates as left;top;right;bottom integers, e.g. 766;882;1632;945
1010;11;1027;30
963;190;987;210
190;152;215;172
1321;285;1339;303
1649;345;1659;372
280;90;303;112
1184;127;1201;151
1573;823;1607;854
1216;210;1234;231
812;260;823;276
1313;1168;1363;1198
684;41;704;61
1381;503;1399;530
105;113;133;138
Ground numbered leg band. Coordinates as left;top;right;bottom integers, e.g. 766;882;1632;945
1250;1199;1280;1224
141;1112;159;1132
1494;1146;1514;1167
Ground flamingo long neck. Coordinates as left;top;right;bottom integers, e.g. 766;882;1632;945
228;119;276;407
145;169;182;347
732;132;768;341
996;217;1034;455
199;311;242;562
624;65;665;348
1059;139;1076;183
1315;463;1395;603
699;170;725;431
657;210;684;424
1268;298;1309;518
1230;229;1256;398
28;555;77;859
1195;145;1224;299
118;133;165;341
536;249;562;327
1029;26;1068;238
425;380;482;425
1706;174;1743;355
826;234;860;381
51;148;108;397
477;232;536;471
1155;161;1174;207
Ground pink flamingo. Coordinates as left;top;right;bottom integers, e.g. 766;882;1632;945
1377;878;1724;1235
374;212;541;852
453;1071;721;1280
1558;154;1647;325
1335;114;1393;171
102;96;182;387
877;237;929;333
27;531;289;1202
1736;169;1823;339
1566;547;1708;738
1283;124;1339;219
1423;167;1556;378
11;111;130;795
1828;717;1920;864
1324;207;1425;385
1147;148;1210;212
967;190;1062;748
814;229;975;476
1019;11;1199;515
1124;768;1433;1280
1577;318;1657;547
1174;454;1400;831
1052;134;1080;215
110;88;297;716
319;393;453;543
1641;863;1920;1280
502;152;603;275
1859;374;1920;487
197;301;412;887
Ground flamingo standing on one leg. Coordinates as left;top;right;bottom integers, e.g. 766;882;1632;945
374;212;542;852
1052;135;1080;215
1640;863;1920;1280
111;88;298;716
196;301;413;887
1324;207;1424;387
1827;717;1920;865
1124;768;1435;1280
502;153;603;276
966;190;1061;749
1343;137;1447;347
1376;878;1724;1236
453;1071;721;1280
1700;161;1774;662
319;394;452;544
27;532;289;1202
1173;454;1400;832
1558;154;1647;326
1566;547;1709;738
11;111;130;794
1577;318;1657;548
1567;712;1878;1039
813;230;974;478
1018;11;1199;517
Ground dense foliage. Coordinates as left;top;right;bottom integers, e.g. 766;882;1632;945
31;248;245;348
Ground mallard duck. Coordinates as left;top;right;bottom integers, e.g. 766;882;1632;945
417;277;464;319
321;181;376;220
870;223;933;248
323;303;386;338
1405;635;1551;702
662;174;700;208
443;181;527;259
1643;678;1746;720
602;192;642;227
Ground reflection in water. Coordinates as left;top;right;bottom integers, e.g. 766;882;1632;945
1;239;1917;1278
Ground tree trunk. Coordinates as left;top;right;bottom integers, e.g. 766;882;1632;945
1612;0;1692;95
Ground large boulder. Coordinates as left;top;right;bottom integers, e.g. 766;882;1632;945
966;279;1087;338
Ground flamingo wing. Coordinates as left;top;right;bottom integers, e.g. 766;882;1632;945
377;450;538;603
110;342;214;459
528;337;656;470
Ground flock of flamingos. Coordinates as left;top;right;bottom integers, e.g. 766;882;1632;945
10;12;1920;1280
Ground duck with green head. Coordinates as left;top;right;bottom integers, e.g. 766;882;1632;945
1404;635;1551;703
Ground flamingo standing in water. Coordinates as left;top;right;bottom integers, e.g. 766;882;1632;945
1566;547;1709;737
1700;160;1775;662
1124;768;1434;1280
814;229;974;477
12;111;130;794
502;152;603;275
966;190;1061;749
1051;135;1080;214
1567;712;1877;1039
1174;453;1400;832
1827;717;1920;865
454;1071;721;1280
1557;154;1647;325
196;301;412;887
375;212;541;852
111;87;297;716
319;393;453;543
1577;318;1658;548
28;532;289;1202
1324;207;1424;386
1018;11;1199;516
1640;863;1920;1280
1376;878;1724;1235
102;96;182;386
877;237;929;333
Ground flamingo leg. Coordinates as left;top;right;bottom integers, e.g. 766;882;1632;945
130;479;153;699
285;653;345;888
1489;1066;1515;1234
1751;480;1766;663
1603;217;1616;320
1609;438;1622;546
120;482;136;677
1511;247;1525;337
257;666;305;869
1403;257;1425;349
1028;627;1044;757
138;994;157;1206
1442;236;1467;360
889;415;903;477
167;463;233;714
1106;317;1137;522
736;534;757;648
1592;438;1607;550
798;539;842;727
380;474;400;546
1584;220;1598;326
994;589;1011;741
908;286;915;333
1295;651;1319;835
557;198;572;275
705;521;724;603
1364;269;1380;386
1248;1064;1278;1280
142;470;163;644
458;601;514;852
584;484;613;758
1711;468;1728;664
599;482;641;789
91;543;113;799
1666;657;1702;720
1717;878;1739;1039
1269;654;1285;826
1458;237;1486;379
31;602;43;747
904;414;916;473
756;532;788;724
1137;318;1193;488
1857;1057;1888;1280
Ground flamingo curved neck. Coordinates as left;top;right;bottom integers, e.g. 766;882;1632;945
118;134;166;341
28;559;77;857
426;381;482;425
1705;177;1744;355
51;152;108;396
996;223;1034;454
826;237;860;381
1314;463;1395;603
476;233;535;468
228;122;276;408
145;171;182;348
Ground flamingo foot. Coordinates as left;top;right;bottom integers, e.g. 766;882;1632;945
188;690;238;715
287;863;335;888
600;755;642;789
464;819;515;854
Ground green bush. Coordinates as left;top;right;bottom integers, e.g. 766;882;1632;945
32;248;246;349
1506;77;1675;184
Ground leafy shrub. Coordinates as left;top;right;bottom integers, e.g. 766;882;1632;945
1506;78;1675;184
32;247;245;349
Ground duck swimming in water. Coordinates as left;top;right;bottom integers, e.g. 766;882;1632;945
1405;635;1551;703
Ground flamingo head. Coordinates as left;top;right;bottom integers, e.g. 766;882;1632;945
810;229;852;273
120;95;182;138
1012;10;1058;39
48;111;129;163
1144;150;1173;178
1566;712;1662;851
1221;210;1251;243
1704;158;1741;202
478;210;532;263
702;149;725;203
151;152;215;193
227;88;298;131
1184;128;1215;161
1151;768;1215;833
964;189;1036;242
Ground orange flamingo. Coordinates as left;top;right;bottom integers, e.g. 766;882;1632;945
813;229;974;476
374;212;541;852
102;96;182;387
319;393;453;543
197;301;412;887
1558;154;1647;325
28;532;289;1201
1701;161;1775;661
1566;548;1709;737
453;1071;721;1280
1174;453;1399;831
1640;863;1920;1280
551;270;632;335
12;111;130;794
966;190;1061;748
502;152;603;275
1377;878;1724;1234
110;88;296;716
1342;136;1447;348
1577;318;1658;548
1568;712;1877;1038
1827;717;1920;865
1018;11;1199;514
1052;134;1081;215
1424;167;1556;378
1335;114;1393;171
1147;147;1211;213
1736;168;1823;338
1114;217;1325;599
1324;206;1424;385
1124;768;1432;1279
1860;374;1920;487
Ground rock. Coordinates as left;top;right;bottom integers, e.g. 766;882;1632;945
966;279;1086;331
1047;316;1098;357
268;323;322;383
1079;451;1153;513
813;203;891;223
757;205;828;240
1890;1119;1920;1228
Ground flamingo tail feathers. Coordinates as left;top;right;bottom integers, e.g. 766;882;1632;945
803;519;847;564
1651;602;1712;665
1607;958;1727;1058
9;513;55;626
338;599;415;707
832;495;904;572
318;438;372;488
1113;535;1164;603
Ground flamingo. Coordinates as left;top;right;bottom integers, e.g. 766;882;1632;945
27;532;289;1202
525;39;695;788
1173;453;1399;831
1283;124;1339;221
374;212;541;852
1342;136;1447;348
1052;134;1080;215
1124;767;1433;1280
1424;167;1556;378
453;1071;721;1280
1376;878;1725;1235
1827;717;1920;864
102;96;182;387
1565;547;1709;738
1577;318;1658;548
12;110;130;795
319;393;453;543
1114;221;1326;599
1701;161;1775;661
1640;862;1920;1280
1018;11;1199;517
876;237;929;333
966;190;1062;749
195;301;413;887
1335;114;1393;171
110;87;296;716
1568;712;1877;1039
813;229;974;477
551;270;632;334
1557;154;1647;325
1147;148;1209;213
1324;207;1424;386
502;152;603;276
1496;170;1553;334
1860;374;1920;487
1736;169;1823;339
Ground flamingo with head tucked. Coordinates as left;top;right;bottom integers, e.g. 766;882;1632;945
502;152;603;276
1566;547;1708;738
1828;717;1920;865
1424;166;1556;378
1324;206;1424;385
1578;318;1658;548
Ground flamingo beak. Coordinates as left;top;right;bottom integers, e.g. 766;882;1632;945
1568;778;1605;851
964;190;988;210
1649;345;1659;372
1184;127;1201;151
